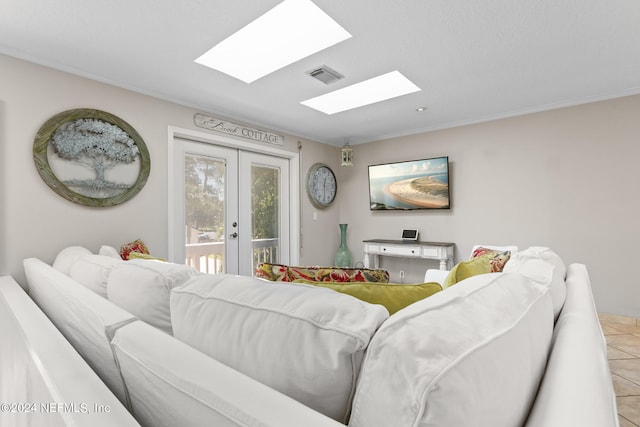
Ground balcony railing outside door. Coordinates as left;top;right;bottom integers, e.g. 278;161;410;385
185;238;279;274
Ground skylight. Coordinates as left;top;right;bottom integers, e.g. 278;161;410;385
300;71;421;114
194;0;352;83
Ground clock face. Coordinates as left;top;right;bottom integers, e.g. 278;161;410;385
307;163;337;208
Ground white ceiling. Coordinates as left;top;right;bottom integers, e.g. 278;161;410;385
1;0;639;146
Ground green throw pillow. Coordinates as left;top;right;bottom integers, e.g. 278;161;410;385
127;252;166;262
443;255;491;288
292;280;442;314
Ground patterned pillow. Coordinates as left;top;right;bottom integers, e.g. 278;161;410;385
255;263;290;281
255;263;390;283
470;247;511;272
119;239;150;260
287;266;390;283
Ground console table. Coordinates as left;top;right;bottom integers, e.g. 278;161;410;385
363;240;455;270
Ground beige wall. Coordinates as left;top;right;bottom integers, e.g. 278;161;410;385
2;53;638;317
338;94;640;317
298;140;342;265
0;54;338;283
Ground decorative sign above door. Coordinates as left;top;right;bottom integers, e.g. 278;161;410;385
194;113;284;145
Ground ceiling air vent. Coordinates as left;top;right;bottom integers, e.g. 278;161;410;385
306;65;344;84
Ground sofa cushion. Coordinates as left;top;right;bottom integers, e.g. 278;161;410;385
111;320;346;427
23;258;136;407
443;255;491;287
98;245;122;259
292;280;442;314
349;272;553;427
52;246;93;276
170;274;389;422
503;246;567;320
68;254;124;298
107;259;201;334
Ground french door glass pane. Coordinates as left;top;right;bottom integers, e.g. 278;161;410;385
184;153;225;273
251;164;280;271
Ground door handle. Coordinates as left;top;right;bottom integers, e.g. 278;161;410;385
230;232;238;238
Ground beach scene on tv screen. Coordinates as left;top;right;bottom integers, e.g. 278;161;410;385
369;157;449;210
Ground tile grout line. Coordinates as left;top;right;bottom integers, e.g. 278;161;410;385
599;313;640;426
611;372;640;391
619;414;639;427
608;344;640;359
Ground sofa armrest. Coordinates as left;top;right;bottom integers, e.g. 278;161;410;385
524;264;618;427
424;268;449;285
0;276;139;427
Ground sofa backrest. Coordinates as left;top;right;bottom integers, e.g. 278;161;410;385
349;272;553;427
170;274;389;422
107;259;201;334
51;247;202;335
67;254;123;298
503;246;567;320
524;264;618;427
111;320;344;427
23;258;136;408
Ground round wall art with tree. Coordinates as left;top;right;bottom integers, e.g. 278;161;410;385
33;109;150;207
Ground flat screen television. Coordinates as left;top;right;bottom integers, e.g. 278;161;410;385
368;156;450;210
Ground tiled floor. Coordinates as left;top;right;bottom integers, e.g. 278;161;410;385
599;313;640;427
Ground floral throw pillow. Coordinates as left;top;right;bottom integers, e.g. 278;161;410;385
287;266;390;283
255;263;290;281
470;247;511;272
120;239;150;260
255;263;390;283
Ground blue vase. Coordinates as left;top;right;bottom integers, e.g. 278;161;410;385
334;224;353;267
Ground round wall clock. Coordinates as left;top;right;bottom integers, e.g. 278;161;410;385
306;163;337;209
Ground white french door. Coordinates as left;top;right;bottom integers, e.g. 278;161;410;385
238;151;290;275
170;131;296;276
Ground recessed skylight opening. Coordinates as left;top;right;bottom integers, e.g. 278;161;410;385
300;71;421;114
194;0;352;83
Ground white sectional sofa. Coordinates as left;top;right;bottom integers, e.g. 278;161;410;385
0;276;139;427
17;245;618;427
